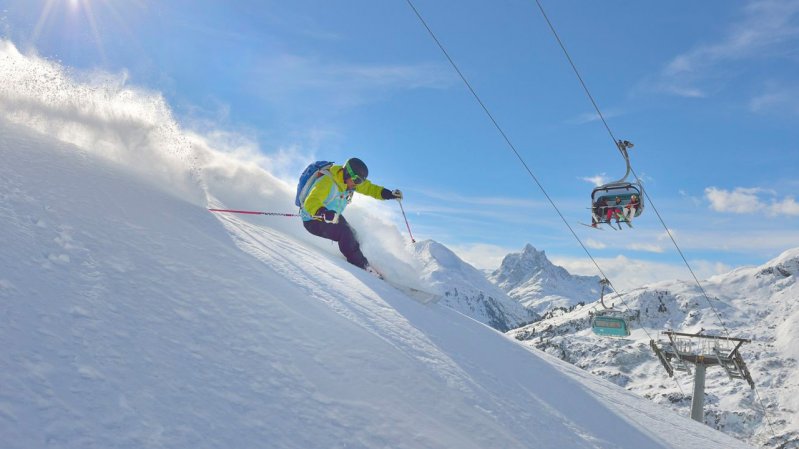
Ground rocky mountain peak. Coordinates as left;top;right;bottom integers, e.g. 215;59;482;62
490;243;564;291
488;244;600;314
413;240;537;331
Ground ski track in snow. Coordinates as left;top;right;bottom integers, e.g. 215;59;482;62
213;211;477;394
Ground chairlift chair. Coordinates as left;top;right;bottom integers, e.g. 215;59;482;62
591;312;631;337
590;140;644;226
591;278;632;337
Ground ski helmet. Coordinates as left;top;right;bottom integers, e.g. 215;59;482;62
343;158;368;184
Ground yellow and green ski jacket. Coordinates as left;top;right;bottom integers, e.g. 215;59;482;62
300;164;386;221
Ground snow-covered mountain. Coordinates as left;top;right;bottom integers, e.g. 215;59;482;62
0;106;753;449
413;240;538;332
508;250;799;448
489;243;600;314
0;41;757;449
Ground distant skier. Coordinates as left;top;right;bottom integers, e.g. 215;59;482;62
297;157;402;276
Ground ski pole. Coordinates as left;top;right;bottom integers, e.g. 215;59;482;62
397;199;416;243
209;208;334;222
208;208;301;217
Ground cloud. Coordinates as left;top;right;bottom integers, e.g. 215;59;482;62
404;188;556;229
769;196;799;215
658;227;799;255
582;174;609;187
447;243;516;271
568;109;623;125
705;186;799;216
653;0;799;97
659;86;707;99
414;188;544;209
626;243;665;253
678;190;704;207
250;54;453;111
585;239;607;250
705;187;766;213
551;255;732;292
749;83;799;116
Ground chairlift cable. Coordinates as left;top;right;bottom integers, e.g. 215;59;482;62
753;385;779;439
403;0;624;304
402;0;661;341
532;0;776;434
629;168;778;437
402;0;788;427
629;167;732;338
402;0;686;395
530;0;732;339
531;0;621;155
533;0;776;435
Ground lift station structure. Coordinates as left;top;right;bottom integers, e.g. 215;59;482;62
650;331;755;423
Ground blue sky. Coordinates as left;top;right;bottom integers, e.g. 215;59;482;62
3;0;799;286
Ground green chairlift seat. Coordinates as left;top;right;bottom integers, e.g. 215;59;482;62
591;312;631;337
590;278;633;337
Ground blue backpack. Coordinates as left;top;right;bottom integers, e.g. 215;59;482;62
295;161;334;207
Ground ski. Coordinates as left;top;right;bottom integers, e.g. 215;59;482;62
385;280;441;304
579;223;604;230
616;216;633;229
365;266;440;304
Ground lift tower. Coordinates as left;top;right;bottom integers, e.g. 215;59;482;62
650;331;755;423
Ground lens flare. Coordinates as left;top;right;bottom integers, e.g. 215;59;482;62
32;0;110;61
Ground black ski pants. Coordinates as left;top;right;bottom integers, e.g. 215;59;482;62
303;215;368;269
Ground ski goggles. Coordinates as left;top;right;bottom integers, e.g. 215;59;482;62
345;164;365;185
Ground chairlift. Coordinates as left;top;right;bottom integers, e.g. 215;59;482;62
590;140;644;228
591;278;631;337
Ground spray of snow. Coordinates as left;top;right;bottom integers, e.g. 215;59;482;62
0;39;425;287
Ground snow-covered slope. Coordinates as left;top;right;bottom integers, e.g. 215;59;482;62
413;240;537;331
0;118;756;449
489;243;600;314
508;252;799;448
0;41;756;449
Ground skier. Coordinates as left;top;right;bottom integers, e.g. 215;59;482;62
299;157;402;276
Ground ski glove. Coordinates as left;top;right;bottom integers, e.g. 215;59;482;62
315;207;339;223
381;188;403;200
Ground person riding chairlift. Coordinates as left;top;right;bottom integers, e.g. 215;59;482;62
591;197;608;228
607;196;623;223
624;194;640;222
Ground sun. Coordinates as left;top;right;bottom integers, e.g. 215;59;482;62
32;0;106;56
33;0;90;36
29;0;146;63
